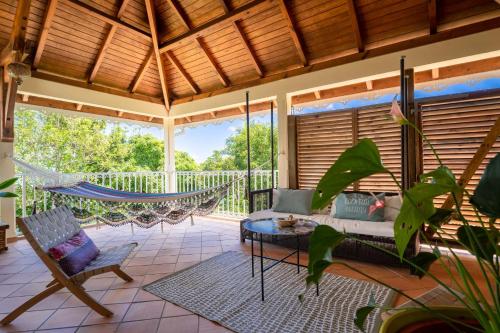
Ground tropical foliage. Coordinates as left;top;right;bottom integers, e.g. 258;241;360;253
0;178;17;198
305;105;500;332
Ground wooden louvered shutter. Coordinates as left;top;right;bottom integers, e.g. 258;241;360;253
296;110;353;189
357;106;402;192
421;96;500;238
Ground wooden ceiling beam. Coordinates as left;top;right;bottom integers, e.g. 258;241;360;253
431;67;440;79
64;0;151;40
145;0;171;112
88;0;130;83
232;20;263;77
217;0;229;14
158;0;272;53
195;37;229;87
0;0;31;67
428;0;438;35
277;0;307;66
165;50;199;94
346;0;364;52
33;0;58;69
166;0;191;31
130;49;153;93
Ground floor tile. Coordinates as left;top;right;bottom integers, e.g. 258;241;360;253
81;303;130;326
39;307;91;330
157;315;198;333
0;309;55;332
101;288;138;305
123;300;165;321
116;319;160;333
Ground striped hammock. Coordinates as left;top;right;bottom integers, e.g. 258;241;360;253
46;181;230;228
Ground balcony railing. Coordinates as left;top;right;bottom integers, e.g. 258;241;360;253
16;170;277;219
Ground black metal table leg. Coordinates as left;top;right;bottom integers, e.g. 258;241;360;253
316;283;319;296
296;235;300;274
251;232;254;278
260;233;264;301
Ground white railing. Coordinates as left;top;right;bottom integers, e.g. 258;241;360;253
16;170;277;219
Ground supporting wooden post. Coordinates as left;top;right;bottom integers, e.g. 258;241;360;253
276;92;291;188
352;108;360;191
163;118;176;193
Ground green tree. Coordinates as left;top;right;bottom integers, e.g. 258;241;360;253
175;151;199;171
129;134;164;171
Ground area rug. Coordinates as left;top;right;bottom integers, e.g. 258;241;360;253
144;251;395;333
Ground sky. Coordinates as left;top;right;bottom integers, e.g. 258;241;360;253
106;74;500;163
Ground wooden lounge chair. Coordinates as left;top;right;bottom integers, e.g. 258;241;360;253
1;206;137;325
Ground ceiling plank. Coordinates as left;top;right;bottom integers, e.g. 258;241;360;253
158;0;272;53
130;49;154;93
277;0;307;66
217;0;229;14
166;51;199;94
64;0;151;40
145;0;171;112
166;0;191;31
346;0;364;52
195;37;229;87
33;0;58;69
232;20;263;77
428;0;438;35
88;0;130;83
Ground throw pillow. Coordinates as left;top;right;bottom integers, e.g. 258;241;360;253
334;192;386;222
272;188;314;216
384;195;402;221
48;230;100;276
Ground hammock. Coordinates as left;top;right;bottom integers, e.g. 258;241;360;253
12;158;233;228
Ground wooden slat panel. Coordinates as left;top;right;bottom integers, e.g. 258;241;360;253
296;110;353;189
421;96;500;238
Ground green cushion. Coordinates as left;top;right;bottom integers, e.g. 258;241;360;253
334;192;385;222
272;188;314;216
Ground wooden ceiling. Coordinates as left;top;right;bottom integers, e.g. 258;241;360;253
1;0;499;113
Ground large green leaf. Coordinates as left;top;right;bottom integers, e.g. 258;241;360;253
306;225;346;286
427;208;454;230
457;225;496;264
0;177;17;191
394;182;454;258
408;249;440;278
312;139;386;210
0;192;17;198
354;306;375;332
470;153;500;218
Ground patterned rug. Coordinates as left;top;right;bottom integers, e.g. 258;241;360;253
144;251;395;333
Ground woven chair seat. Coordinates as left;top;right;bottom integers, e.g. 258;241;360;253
82;243;136;273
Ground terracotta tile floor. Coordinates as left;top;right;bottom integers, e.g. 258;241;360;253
0;216;486;332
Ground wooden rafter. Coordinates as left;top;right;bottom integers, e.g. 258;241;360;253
76;103;83;111
365;80;373;90
0;0;31;66
431;68;439;79
130;49;153;93
232;20;263;77
346;0;364;52
158;0;272;53
145;0;171;112
166;0;191;31
195;37;229;87
88;0;130;83
217;0;229;14
65;0;151;39
165;51;199;94
33;0;58;69
277;0;307;66
210;111;216;118
313;91;321;99
428;0;438;35
239;105;245;114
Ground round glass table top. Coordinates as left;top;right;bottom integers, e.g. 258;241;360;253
243;218;319;236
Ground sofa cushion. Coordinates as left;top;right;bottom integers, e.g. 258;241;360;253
334;192;385;222
48;230;100;276
272;188;314;216
248;209;394;238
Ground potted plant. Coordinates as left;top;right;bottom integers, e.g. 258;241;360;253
303;101;499;332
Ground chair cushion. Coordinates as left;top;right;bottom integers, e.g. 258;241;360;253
48;230;99;276
334;192;385;222
272;188;314;215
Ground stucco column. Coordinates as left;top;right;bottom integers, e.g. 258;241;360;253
276;92;291;188
0;142;17;238
163;118;176;193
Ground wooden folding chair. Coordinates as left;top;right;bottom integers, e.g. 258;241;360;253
1;206;137;325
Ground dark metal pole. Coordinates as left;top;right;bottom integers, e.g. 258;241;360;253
400;56;408;191
246;91;252;212
260;232;264;301
270;101;275;190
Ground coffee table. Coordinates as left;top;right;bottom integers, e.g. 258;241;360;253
243;218;319;301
